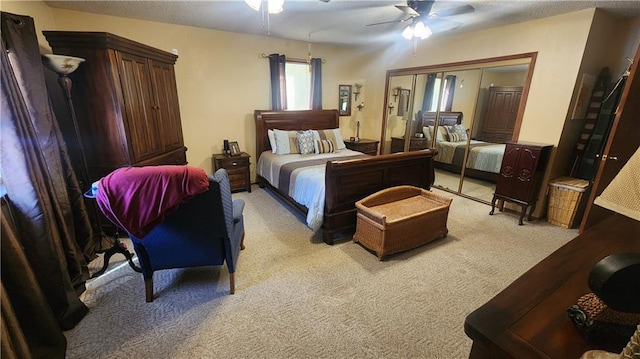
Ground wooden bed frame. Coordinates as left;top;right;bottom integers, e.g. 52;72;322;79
254;109;437;244
418;111;499;182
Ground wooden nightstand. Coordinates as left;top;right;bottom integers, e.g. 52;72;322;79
212;152;251;193
344;138;379;155
390;136;429;153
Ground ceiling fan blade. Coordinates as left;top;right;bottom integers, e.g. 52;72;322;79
431;4;474;18
366;17;413;27
395;5;420;17
425;17;463;33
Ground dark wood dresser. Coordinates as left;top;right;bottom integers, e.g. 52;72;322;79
390;136;429;153
344;138;379;155
490;142;552;224
213;152;251;193
465;213;640;358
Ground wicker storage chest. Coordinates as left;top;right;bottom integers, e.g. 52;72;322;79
353;186;452;260
547;177;589;228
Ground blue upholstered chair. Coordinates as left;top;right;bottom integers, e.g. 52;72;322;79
129;169;245;302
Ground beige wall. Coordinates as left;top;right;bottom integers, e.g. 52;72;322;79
1;0;373;178
3;1;639;216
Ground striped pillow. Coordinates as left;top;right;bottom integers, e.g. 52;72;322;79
315;139;335;154
313;129;346;150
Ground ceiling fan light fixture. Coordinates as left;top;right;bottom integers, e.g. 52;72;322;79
244;0;284;14
402;25;414;40
268;0;284;14
244;0;261;11
414;21;432;39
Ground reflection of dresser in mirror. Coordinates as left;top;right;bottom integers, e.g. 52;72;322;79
476;86;523;143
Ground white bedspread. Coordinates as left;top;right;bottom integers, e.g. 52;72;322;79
466;143;505;173
256;149;364;231
434;140;505;174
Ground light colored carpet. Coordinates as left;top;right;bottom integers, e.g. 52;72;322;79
69;186;578;358
434;168;496;203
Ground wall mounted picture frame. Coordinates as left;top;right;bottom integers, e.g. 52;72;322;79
229;141;241;156
338;84;352;116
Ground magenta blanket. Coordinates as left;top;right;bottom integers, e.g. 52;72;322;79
96;165;209;238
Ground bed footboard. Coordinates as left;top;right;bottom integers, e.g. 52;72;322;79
323;149;436;244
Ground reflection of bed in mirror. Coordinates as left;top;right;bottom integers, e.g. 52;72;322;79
418;111;505;182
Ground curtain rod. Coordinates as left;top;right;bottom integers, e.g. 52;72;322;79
259;53;326;64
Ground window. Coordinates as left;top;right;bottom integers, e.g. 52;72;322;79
285;61;311;110
426;76;454;112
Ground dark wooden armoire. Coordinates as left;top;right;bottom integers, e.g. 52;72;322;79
43;31;187;184
478;86;523;143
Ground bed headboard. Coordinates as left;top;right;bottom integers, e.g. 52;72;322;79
254;109;340;156
417;111;463;127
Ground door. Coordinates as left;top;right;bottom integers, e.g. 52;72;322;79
479;86;522;143
580;45;640;231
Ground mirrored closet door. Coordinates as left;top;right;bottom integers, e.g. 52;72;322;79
380;54;536;203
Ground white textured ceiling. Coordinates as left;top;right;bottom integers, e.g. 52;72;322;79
44;0;640;48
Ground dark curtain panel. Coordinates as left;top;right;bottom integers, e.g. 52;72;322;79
444;75;456;111
421;73;437;111
1;11;98;357
268;53;287;110
310;57;322;110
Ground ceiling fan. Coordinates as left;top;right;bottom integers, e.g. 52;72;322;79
367;0;474;40
245;0;329;14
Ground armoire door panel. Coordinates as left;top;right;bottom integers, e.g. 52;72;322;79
495;145;520;196
510;147;539;200
117;52;163;162
150;60;184;151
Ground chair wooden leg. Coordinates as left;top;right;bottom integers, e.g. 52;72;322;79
229;272;235;294
145;278;154;302
240;231;246;250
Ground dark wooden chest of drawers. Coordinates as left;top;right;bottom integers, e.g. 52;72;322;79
490;142;552;224
212;152;251;193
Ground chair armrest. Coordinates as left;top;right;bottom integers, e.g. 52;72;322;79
232;199;245;224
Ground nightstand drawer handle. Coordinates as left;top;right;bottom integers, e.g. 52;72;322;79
232;162;238;166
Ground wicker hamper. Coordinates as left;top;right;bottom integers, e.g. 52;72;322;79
353;186;452;260
547;177;589;228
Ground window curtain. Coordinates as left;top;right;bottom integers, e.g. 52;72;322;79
1;11;98;358
310;58;322;110
443;75;456;111
421;73;437;111
268;53;287;110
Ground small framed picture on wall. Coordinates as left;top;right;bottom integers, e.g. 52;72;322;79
229;141;241;156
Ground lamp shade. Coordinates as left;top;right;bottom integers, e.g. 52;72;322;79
594;146;640;221
41;54;85;75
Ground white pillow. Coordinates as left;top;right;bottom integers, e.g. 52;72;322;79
273;129;301;155
422;126;432;142
435;126;447;142
267;129;277;153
